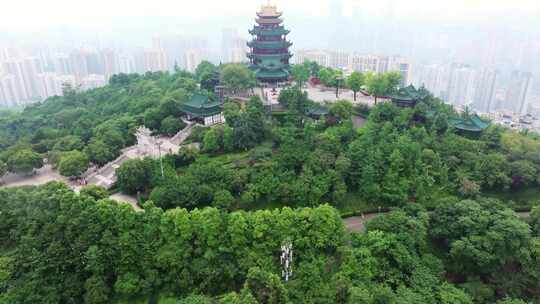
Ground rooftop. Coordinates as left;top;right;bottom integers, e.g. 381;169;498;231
449;114;490;133
180;93;223;117
257;4;282;17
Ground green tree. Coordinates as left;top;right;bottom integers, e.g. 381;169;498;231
430;199;530;276
116;158;153;194
244;267;288;304
160;116;185;136
52;135;84;152
203;128;220;153
84;139;115;166
200;71;219;92
385;72;403;93
365;72;388;105
195;61;217;81
144;108;163;131
7;149;43;175
330;100;353;121
212;189;235;210
381;150;409;205
278;86;311;116
58;150;89;178
79;185;109;200
292;64;310;87
347;71;365;101
303;59;321;77
221;64;256;94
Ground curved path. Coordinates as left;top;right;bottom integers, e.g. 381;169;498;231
343;211;531;233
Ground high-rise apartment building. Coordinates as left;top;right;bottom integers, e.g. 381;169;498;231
328;51;350;69
505;71;532;114
2;59;29;100
295;49;329;67
142;49;168;72
21;57;44;98
118;54;136;74
0;74;22;106
473;68;498;112
185;49;205;72
36;72;62;98
389;56;411;86
69;50;89;80
447;67;476;106
100;49;118;79
54;54;73;75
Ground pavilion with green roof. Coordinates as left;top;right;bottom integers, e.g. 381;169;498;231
307;103;329;118
389;85;430;108
448;114;490;136
180;93;224;126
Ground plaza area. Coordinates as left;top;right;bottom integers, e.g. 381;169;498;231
303;84;376;106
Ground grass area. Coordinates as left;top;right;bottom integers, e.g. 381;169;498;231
207;151;250;166
483;186;540;212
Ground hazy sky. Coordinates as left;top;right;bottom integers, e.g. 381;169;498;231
2;0;540;32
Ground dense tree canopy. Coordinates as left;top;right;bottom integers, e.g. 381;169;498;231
221;64;257;93
0;70;198;177
3;67;540;303
58;150;89;178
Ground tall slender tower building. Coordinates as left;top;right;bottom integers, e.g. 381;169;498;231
247;3;292;84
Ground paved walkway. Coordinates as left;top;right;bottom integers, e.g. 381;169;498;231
1;123;196;191
304;85;376;106
343;211;532;233
1;165;71;188
109;193;143;211
86;123;195;188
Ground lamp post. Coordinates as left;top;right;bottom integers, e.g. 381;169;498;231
335;75;344;98
155;140;164;178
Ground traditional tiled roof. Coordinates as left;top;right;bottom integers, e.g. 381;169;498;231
307;103;329;116
247;40;293;49
389;85;430;107
449;114;489;133
256;18;283;24
249;26;290;36
247;52;293;60
253;69;290;79
180;93;222;117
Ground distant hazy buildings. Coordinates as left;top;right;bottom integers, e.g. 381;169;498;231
413;63;535;115
295;49;411;85
473;69;498;112
504;71;533;115
447;66;475;107
221;28;248;64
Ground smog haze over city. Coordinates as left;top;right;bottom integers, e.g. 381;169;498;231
1;0;540;117
6;2;540;303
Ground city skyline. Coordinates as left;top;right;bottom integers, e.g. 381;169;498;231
1;0;539;114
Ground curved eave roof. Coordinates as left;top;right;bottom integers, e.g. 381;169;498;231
255;69;290;79
247;52;293;59
256;18;283;24
249;26;289;36
247;41;292;49
449;115;489;132
257;12;282;18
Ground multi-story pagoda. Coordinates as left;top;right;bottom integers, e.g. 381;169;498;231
247;3;293;84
